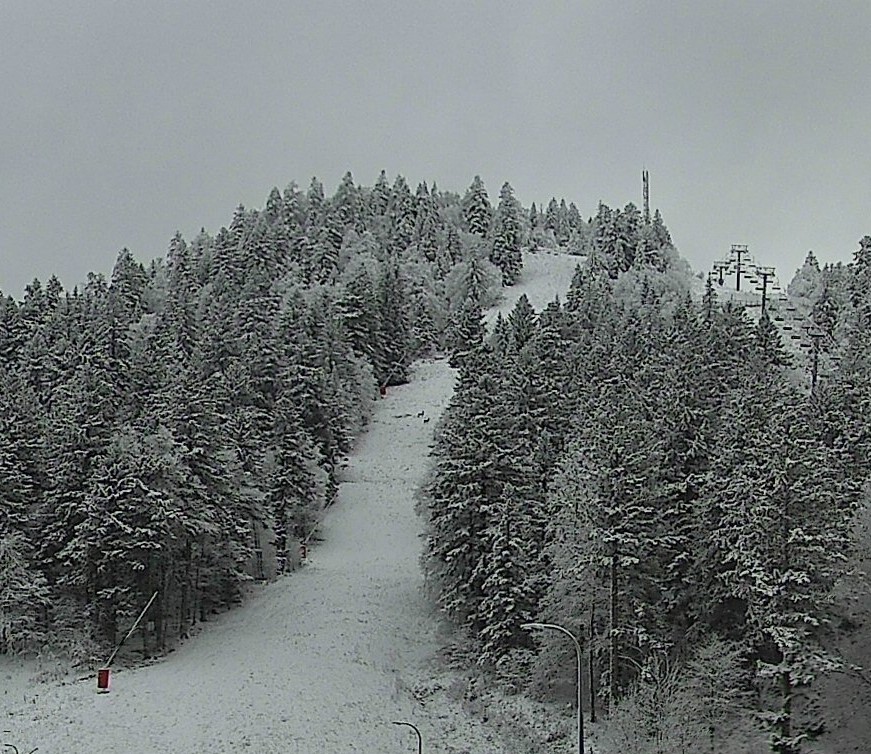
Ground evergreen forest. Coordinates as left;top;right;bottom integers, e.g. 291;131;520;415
2;169;870;754
421;234;871;753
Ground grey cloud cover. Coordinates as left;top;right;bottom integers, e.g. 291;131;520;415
2;0;869;296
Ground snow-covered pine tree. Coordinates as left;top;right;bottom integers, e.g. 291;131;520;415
376;259;412;386
268;394;324;572
447;296;486;371
0;398;49;653
786;251;822;312
507;293;537;351
461;176;493;238
426;355;502;628
491;182;524;285
754;310;793;368
474;483;538;664
549;376;665;704
705;374;861;753
337;254;382;363
388;174;417;255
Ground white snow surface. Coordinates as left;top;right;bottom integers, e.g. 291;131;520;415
1;251;578;754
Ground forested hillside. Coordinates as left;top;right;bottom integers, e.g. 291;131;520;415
4;165;867;754
422;233;871;753
0;172;655;663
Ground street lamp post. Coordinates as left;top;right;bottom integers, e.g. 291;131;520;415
522;622;585;754
392;721;422;754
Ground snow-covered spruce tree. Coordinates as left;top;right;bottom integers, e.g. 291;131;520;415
492;181;524;285
544;197;560;238
66;424;204;647
376;258;412;386
0;399;49;653
547;376;665;705
461;175;493;238
474;482;539;664
447;296;486;371
702;274;718;323
274;289;354;503
507;293;537;351
848;235;871;314
428;332;549;665
565;259;614;332
754;310;793;368
704;372;861;754
305;176;326;231
0;529;50;654
488;312;514;360
525;297;576;480
370;169;391;218
151;369;257;643
474;342;554;664
37;354;118;634
590;202;644;275
442;239;502;312
786;251;821;314
337;251;382;363
636;298;722;646
332;171;362;233
268;394;324;572
412;181;441;263
426;347;502;628
810;278;840;339
816;246;871;485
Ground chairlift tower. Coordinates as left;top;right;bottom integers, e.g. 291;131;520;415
757;266;776;317
802;326;828;396
713;261;729;286
731;244;748;291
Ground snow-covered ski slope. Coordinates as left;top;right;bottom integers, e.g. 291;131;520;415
1;250;579;754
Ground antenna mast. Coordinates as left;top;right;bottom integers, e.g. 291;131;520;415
642;169;650;224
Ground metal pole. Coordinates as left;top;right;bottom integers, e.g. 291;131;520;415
392;721;422;754
731;244;747;292
522;622;584;754
759;267;774;317
104;591;159;668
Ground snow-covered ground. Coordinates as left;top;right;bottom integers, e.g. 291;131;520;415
1;251;578;754
488;250;580;323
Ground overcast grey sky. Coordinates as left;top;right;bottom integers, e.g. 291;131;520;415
2;1;869;297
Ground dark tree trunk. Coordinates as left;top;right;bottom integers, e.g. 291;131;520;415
775;670;793;754
589;602;597;723
609;544;619;706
